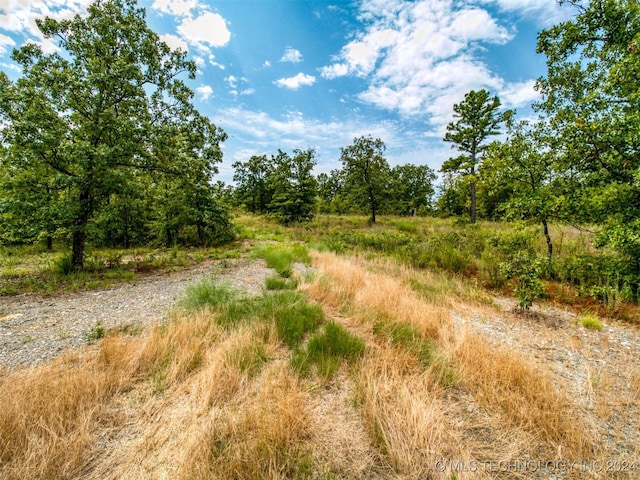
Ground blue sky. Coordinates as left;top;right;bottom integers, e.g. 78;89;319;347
0;0;574;183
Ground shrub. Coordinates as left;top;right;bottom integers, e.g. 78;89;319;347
579;314;604;331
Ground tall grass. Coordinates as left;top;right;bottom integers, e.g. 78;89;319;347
306;251;596;464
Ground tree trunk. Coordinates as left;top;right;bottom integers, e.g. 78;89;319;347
470;180;477;224
71;188;92;270
71;227;86;270
542;218;553;260
46;235;53;251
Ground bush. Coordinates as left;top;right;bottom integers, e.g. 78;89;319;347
501;252;546;310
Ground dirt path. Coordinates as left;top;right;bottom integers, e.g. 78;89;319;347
0;258;273;370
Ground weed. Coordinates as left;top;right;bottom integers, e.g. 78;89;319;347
265;275;298;290
256;292;323;348
372;321;437;368
579;314;604;331
86;322;105;342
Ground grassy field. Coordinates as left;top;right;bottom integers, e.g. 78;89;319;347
1;215;639;479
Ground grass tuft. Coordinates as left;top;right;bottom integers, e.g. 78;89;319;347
292;321;365;379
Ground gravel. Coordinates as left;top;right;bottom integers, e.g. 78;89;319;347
0;258;274;370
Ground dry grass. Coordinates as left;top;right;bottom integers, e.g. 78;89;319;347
3;249;633;479
454;332;595;459
306;251;598;476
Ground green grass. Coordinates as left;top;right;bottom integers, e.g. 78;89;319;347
372;320;437;367
265;275;298;290
292;321;365;379
258;291;324;348
579;314;604;331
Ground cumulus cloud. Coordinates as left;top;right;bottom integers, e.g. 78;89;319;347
279;47;303;63
159;33;189;53
152;0;200;18
320;0;537;130
177;12;231;51
273;73;316;90
196;84;213;100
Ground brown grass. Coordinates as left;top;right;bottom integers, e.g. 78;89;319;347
2;248;630;479
307;251;597;473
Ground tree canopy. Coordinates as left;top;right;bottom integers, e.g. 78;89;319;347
442;89;511;224
0;0;230;267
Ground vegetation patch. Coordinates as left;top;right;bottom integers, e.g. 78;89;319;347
292;321;365;379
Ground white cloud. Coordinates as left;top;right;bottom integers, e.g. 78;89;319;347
319;62;349;79
0;0;93;52
178;12;231;51
152;0;199;18
273;73;316;90
479;0;573;26
320;0;537;130
263;60;271;68
279;47;303;63
446;8;512;43
240;88;255;96
193;55;205;68
196;84;213;100
0;33;15;55
159;33;188;53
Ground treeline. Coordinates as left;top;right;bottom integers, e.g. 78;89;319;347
230;136;436;224
1;0;639;301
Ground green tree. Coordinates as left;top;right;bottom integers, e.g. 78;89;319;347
386;164;436;215
441;89;511;223
232;154;275;214
481;120;560;259
340;135;390;223
536;0;640;297
0;0;227;268
269;149;318;224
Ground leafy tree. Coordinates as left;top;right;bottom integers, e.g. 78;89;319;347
536;0;640;297
0;0;228;268
340;135;390;223
441;89;511;223
481;120;560;259
269;149;318;224
232;154;275;214
436;172;470;218
386;164;436;216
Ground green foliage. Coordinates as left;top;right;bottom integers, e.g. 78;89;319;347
85;321;105;342
265;275;298;290
257;243;310;278
233;149;318;225
340;135;390;223
0;0;231;267
501;252;546;310
291;321;365;379
257;291;324;348
441;89;512;223
579;314;604;332
536;0;640;293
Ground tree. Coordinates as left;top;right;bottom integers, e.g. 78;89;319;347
386;164;436;216
441;89;511;223
536;0;640;297
0;0;227;268
340;135;389;223
481;120;560;259
232;154;275;214
269;149;318;224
